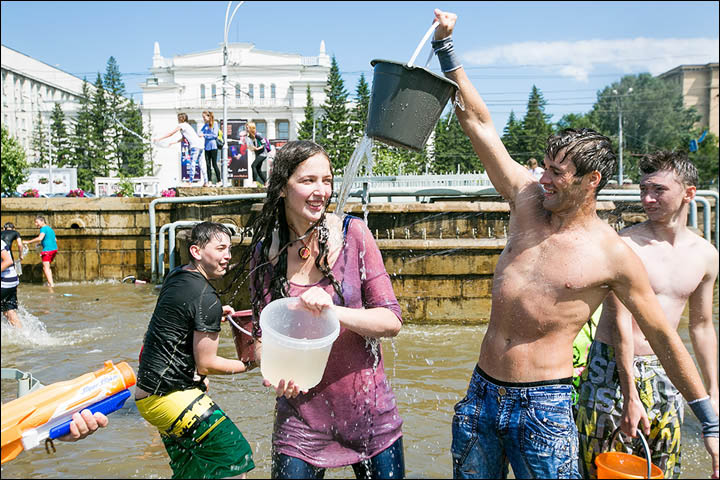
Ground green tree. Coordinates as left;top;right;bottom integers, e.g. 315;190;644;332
1;125;30;194
349;73;370;143
90;73;110;177
689;130;719;188
372;144;427;175
103;56;126;171
30;111;49;167
296;85;316;141
555;112;597;131
588;73;699;181
433;110;480;173
117;98;152;177
501;110;523;160
519;85;553;165
49;102;72;167
71;79;96;192
317;56;353;172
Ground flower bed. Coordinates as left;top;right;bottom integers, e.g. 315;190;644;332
22;189;40;198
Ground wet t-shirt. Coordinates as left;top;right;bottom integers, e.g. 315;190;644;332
252;215;404;468
137;266;223;395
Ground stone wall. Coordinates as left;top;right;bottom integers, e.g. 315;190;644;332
0;197;172;283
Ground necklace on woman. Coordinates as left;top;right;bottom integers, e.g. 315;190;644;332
288;224;315;260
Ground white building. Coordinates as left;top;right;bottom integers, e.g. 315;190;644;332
140;40;331;189
1;44;88;157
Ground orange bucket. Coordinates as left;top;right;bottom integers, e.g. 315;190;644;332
595;427;663;479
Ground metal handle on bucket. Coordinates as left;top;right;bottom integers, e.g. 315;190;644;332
606;426;652;479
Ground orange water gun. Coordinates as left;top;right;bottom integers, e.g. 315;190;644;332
1;360;136;464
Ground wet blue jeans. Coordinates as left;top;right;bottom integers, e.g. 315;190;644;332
271;437;404;479
451;365;580;479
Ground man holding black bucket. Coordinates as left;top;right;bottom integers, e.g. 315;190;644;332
430;8;718;479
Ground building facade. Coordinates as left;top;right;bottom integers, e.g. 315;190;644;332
140;41;330;189
1;44;88;157
658;62;719;137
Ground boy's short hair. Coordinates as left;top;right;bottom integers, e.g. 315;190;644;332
188;222;232;262
639;151;698;187
3;222;15;230
35;215;46;223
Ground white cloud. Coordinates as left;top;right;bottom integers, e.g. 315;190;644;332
462;38;719;82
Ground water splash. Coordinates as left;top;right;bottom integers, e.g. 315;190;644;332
1;305;64;346
334;135;375;217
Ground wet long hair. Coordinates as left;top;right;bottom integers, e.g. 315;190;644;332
546;128;616;194
229;141;346;334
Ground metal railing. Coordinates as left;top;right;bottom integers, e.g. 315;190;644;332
149;193;266;282
1;368;43;398
157;220;239;278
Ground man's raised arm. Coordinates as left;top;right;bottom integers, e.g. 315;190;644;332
433;9;534;203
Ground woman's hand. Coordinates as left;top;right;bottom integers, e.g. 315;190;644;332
222;305;235;318
298;287;334;316
263;378;306;398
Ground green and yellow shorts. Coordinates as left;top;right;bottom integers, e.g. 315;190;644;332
575;340;683;479
136;388;254;479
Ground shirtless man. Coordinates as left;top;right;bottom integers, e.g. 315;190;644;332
431;9;719;479
576;151;719;478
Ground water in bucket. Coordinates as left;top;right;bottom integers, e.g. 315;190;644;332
259;297;340;390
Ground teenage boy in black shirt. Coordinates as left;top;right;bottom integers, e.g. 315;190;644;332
135;222;254;479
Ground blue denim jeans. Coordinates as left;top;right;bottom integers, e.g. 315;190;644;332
451;366;580;479
271;437;404;479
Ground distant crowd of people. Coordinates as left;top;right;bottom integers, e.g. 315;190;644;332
154;111;271;188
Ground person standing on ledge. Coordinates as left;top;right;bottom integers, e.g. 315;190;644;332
247;122;268;187
25;215;57;288
431;8;718;479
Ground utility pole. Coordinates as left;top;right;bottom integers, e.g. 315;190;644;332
612;87;632;185
47;127;54;196
222;1;244;188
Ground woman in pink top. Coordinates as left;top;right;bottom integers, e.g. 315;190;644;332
242;140;405;479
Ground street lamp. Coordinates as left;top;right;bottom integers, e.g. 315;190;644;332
221;1;244;188
612;87;632;185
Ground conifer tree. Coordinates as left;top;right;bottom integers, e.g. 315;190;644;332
501;110;524;161
433;110;479;173
71;79;96;192
519;85;553;164
118;98;151;176
103;56;126;171
90;73;110;177
49;102;72;167
296;85;316;141
349;73;370;143
30;111;48;167
317;56;352;172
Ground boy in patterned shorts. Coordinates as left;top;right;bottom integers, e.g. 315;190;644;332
576;151;718;478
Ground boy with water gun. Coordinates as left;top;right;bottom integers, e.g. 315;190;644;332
134;222;255;479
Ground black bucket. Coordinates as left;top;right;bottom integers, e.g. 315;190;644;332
366;59;458;152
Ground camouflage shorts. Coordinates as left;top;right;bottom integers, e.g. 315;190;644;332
575;340;684;479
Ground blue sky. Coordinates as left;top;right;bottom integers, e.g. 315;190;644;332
2;1;718;134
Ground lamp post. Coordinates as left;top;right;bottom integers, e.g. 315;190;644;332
221;1;244;188
612;87;632;185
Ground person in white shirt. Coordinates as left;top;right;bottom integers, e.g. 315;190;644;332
155;113;207;186
527;157;545;180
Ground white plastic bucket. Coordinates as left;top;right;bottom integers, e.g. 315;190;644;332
259;297;340;390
